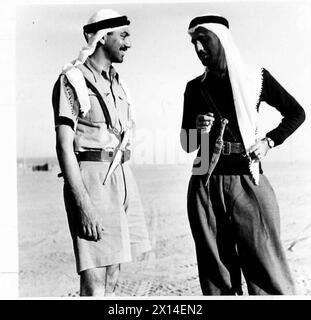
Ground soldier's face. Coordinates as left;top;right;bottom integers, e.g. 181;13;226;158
104;27;131;63
191;27;226;72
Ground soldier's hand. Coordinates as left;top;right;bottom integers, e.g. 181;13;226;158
248;138;270;162
78;197;104;241
196;113;215;134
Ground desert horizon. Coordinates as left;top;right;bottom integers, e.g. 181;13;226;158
18;161;311;297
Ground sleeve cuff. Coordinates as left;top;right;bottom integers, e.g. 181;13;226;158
265;132;282;147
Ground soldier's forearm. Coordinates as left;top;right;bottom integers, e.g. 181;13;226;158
56;144;90;210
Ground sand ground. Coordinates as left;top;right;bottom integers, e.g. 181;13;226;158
18;162;311;297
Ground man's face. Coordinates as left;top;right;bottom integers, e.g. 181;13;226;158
191;27;226;72
103;27;131;63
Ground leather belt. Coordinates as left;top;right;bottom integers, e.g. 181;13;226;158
222;141;245;155
76;149;131;163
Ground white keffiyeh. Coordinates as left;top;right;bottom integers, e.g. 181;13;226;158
189;17;263;184
60;9;136;128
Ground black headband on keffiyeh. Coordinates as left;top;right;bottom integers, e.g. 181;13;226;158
188;15;229;31
83;15;130;34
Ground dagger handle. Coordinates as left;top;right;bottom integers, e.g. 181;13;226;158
217;118;229;142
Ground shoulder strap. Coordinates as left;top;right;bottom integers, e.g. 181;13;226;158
84;77;113;129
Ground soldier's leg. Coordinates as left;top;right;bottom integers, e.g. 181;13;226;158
80;264;120;296
232;174;295;295
80;267;107;296
105;264;121;296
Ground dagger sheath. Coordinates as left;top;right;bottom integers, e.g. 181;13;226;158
204;118;229;186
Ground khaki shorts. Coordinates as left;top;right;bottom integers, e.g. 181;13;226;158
64;161;151;273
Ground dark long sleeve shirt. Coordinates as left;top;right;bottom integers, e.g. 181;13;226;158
181;68;306;174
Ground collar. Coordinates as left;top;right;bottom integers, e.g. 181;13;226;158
201;69;228;83
85;58;119;82
103;65;118;82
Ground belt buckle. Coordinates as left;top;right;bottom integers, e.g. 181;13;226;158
222;141;231;155
102;149;114;161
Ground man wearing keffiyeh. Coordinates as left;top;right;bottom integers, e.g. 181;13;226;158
52;9;151;296
180;14;305;295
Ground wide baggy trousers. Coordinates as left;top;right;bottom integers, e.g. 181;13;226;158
187;174;295;295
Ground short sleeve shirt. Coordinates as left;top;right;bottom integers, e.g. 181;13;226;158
52;58;133;153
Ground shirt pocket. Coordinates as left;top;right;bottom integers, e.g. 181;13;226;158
84;89;106;123
116;90;131;125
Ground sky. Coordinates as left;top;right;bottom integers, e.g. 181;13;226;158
14;0;311;164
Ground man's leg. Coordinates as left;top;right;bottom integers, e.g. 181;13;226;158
105;264;121;296
232;174;295;295
187;175;242;295
80;264;120;296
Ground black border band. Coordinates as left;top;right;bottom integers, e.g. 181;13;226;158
189;15;229;30
83;16;130;34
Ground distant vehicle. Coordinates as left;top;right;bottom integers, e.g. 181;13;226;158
32;163;50;171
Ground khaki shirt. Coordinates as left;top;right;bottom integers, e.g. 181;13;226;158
54;58;133;153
